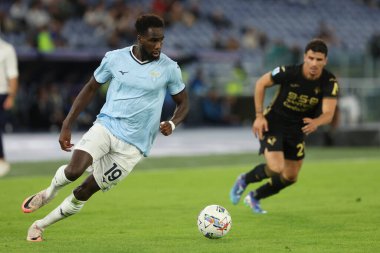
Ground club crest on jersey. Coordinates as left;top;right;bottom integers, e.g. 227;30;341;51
267;136;277;146
150;71;161;80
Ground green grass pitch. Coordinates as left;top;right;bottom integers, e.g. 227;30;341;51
0;147;379;253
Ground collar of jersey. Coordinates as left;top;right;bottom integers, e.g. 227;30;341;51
130;45;151;65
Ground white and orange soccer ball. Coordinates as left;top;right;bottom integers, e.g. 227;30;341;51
197;204;232;239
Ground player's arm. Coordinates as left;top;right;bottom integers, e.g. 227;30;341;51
4;46;18;110
59;77;101;151
302;98;337;135
160;89;189;136
4;77;18;110
252;72;274;139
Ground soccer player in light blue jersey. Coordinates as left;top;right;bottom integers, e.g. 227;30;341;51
21;14;189;242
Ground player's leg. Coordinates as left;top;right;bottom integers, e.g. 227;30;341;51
281;159;303;183
254;136;305;199
253;159;302;199
27;128;143;241
245;163;277;184
27;174;100;242
245;158;303;214
230;133;284;205
0;95;10;177
22;123;110;214
243;150;286;213
0;136;10;176
244;132;305;213
230;161;280;205
21;150;93;213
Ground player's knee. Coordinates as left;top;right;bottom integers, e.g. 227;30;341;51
283;177;296;186
270;175;295;192
282;173;298;183
64;165;84;181
264;165;278;177
73;177;100;201
267;163;285;174
73;184;92;201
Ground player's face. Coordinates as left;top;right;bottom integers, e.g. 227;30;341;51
303;50;327;80
139;27;164;60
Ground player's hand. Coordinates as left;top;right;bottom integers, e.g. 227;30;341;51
3;96;15;110
302;117;318;135
59;127;74;152
159;121;174;136
252;115;268;140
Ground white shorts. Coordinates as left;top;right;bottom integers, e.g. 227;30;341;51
74;123;143;191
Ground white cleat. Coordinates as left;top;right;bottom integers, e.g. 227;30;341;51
21;190;54;213
27;221;44;242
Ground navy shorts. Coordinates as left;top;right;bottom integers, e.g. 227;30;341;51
259;131;305;161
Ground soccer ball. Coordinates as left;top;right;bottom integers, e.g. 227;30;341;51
197;204;232;239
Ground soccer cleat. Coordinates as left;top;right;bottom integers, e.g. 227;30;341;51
230;174;247;205
244;191;267;214
22;190;53;213
27;221;44;242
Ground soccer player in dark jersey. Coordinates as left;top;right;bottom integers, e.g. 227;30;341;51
230;39;339;213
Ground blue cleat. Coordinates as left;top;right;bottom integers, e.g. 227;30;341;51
230;174;247;205
244;191;267;214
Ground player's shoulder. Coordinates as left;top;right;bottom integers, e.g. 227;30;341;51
103;46;130;59
0;38;15;51
321;68;338;83
158;52;179;67
322;68;336;78
271;64;299;77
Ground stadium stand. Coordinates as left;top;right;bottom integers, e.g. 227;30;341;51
0;0;379;137
1;0;379;53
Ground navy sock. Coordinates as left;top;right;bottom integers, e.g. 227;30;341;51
254;175;295;200
244;163;269;184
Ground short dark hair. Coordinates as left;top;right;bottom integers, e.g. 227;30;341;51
305;39;328;56
135;14;165;35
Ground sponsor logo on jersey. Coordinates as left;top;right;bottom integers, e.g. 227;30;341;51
119;70;128;75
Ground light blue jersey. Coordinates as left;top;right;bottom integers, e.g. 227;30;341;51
93;46;185;156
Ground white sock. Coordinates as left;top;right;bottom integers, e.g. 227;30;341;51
36;193;86;229
45;165;72;199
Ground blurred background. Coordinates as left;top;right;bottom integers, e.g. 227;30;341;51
1;0;380;147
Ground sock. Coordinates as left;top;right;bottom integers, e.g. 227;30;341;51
254;175;295;200
45;165;72;200
36;193;86;229
244;163;273;184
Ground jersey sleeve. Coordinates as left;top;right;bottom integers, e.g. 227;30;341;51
270;66;289;84
167;63;186;95
323;75;339;98
94;52;112;84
